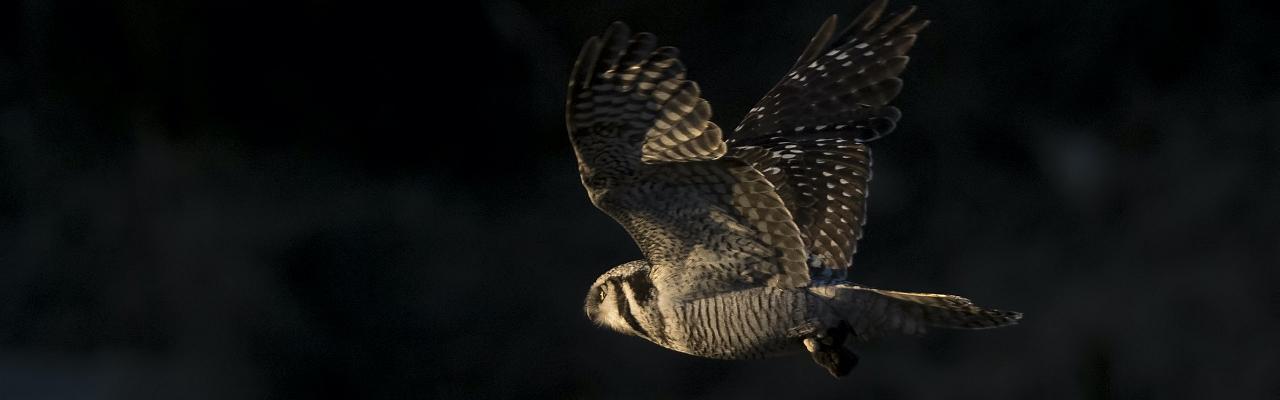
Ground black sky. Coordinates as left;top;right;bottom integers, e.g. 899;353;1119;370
1;0;1277;398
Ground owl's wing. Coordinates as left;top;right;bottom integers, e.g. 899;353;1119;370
732;0;924;142
568;23;810;291
726;0;927;279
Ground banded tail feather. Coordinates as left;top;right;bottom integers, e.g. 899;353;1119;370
815;284;1022;340
866;288;1023;330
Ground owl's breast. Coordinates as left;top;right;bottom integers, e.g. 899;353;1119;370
651;287;815;360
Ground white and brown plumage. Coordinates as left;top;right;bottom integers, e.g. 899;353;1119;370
570;0;1021;377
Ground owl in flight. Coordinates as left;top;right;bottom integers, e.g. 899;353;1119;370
568;0;1021;377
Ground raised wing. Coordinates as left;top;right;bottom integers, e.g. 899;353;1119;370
567;22;726;188
726;0;928;279
567;23;809;291
732;0;926;141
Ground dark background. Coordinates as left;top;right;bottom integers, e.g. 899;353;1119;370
1;0;1277;398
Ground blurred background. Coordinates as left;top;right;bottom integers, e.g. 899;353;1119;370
1;0;1277;398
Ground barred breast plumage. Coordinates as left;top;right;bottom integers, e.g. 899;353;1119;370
661;286;811;359
571;0;1022;377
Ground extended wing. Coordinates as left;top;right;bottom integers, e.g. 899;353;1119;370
727;0;928;279
567;23;810;291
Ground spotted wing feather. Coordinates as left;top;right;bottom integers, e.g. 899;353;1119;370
733;0;926;141
731;138;872;277
644;161;810;290
567;23;809;291
567;23;725;182
726;0;927;276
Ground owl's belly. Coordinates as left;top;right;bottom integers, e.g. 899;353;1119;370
657;287;814;360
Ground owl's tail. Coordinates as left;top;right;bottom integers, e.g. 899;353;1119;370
815;284;1022;340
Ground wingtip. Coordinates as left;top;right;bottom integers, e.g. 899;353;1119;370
603;21;631;40
855;0;890;29
900;5;919;23
569;36;602;89
581;35;602;51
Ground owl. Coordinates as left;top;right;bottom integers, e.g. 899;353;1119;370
567;0;1020;377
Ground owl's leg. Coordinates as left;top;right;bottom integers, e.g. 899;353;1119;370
803;321;859;378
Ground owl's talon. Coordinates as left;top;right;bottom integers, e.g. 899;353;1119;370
804;321;859;377
805;336;859;377
803;337;821;353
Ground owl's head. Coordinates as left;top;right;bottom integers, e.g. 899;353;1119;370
584;260;654;336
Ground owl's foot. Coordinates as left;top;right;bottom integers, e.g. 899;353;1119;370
803;321;858;378
805;341;859;377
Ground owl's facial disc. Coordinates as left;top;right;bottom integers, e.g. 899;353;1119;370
585;261;653;336
585;279;633;334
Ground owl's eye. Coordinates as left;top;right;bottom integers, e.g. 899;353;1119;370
598;289;607;301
